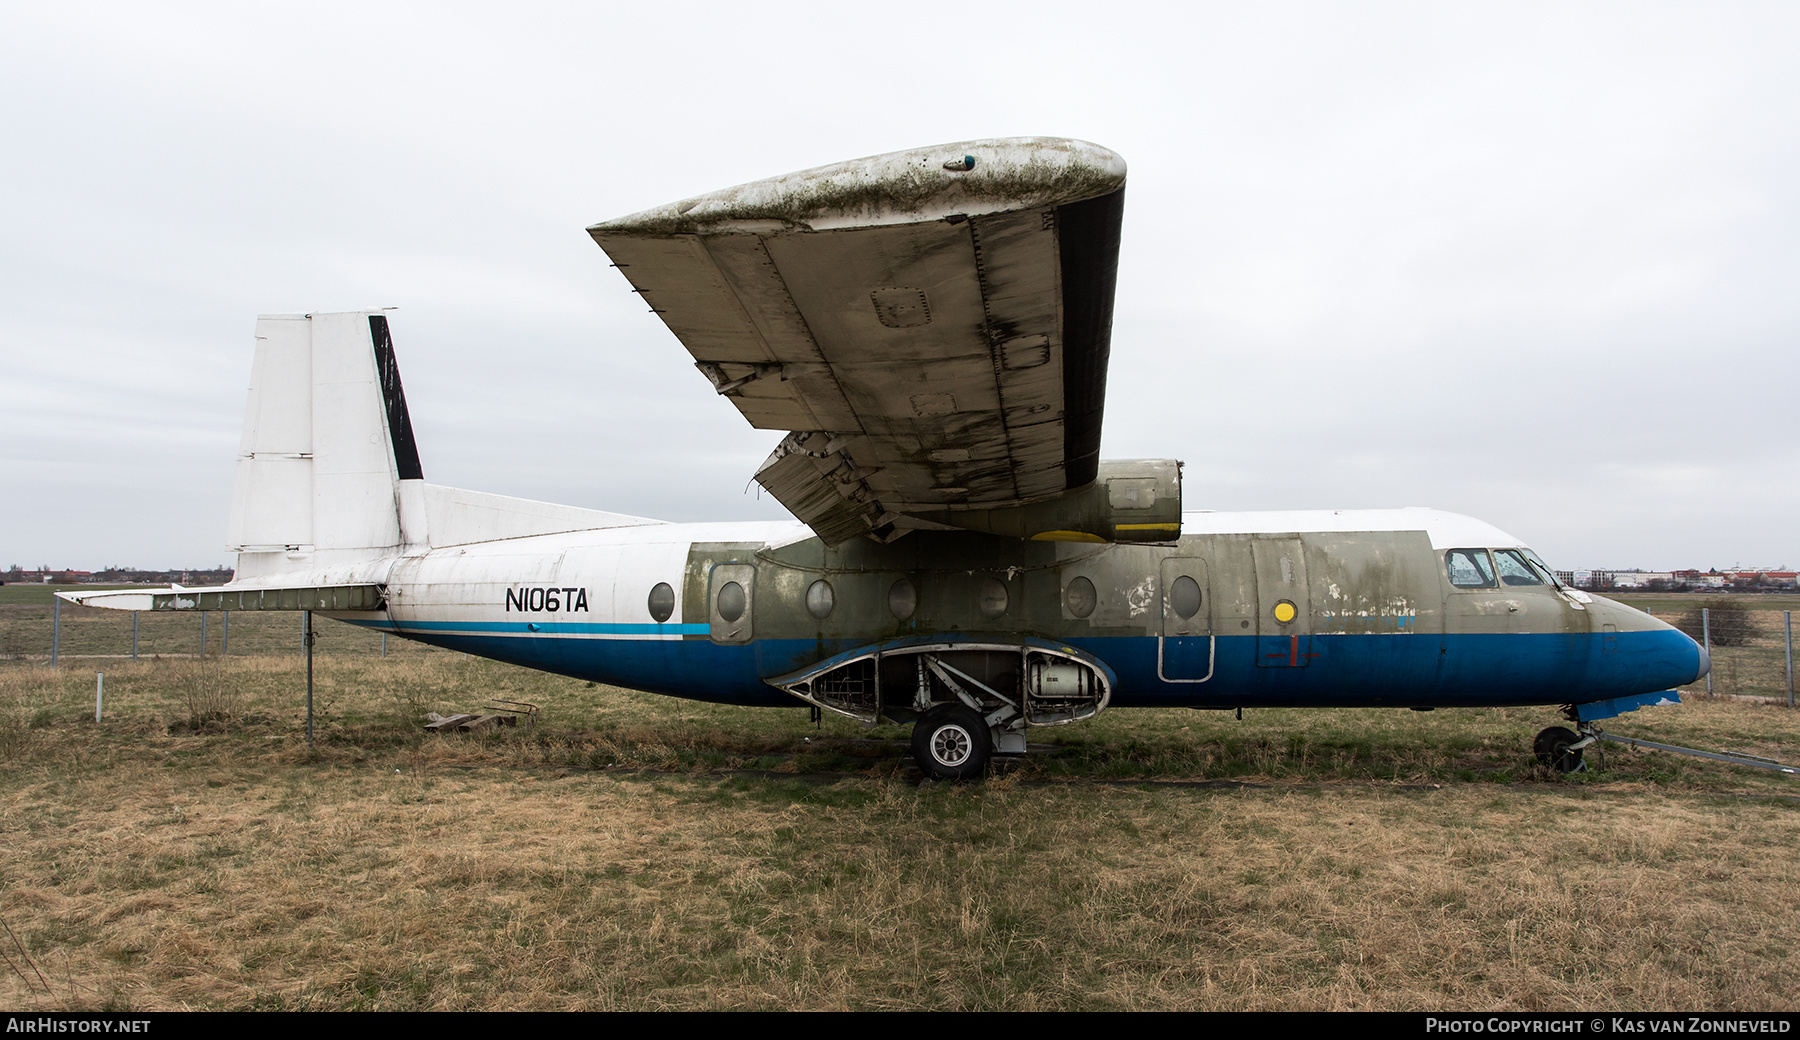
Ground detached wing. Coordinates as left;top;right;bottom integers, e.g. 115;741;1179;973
589;138;1125;545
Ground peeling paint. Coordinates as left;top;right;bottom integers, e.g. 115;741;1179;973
590;138;1126;238
1126;575;1155;616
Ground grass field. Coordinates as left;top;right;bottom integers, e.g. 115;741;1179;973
2;641;1799;1011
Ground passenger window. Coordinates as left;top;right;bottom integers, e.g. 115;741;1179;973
1446;549;1497;588
717;581;746;623
647;582;675;622
805;579;834;620
1494;550;1545;587
1169;575;1202;619
1065;576;1097;619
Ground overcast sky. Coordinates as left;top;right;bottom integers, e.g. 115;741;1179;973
3;1;1795;572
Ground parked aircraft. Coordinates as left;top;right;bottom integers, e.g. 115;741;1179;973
62;138;1709;779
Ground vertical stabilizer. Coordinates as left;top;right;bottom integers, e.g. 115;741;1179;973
228;312;426;578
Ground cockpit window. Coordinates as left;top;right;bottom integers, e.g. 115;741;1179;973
1446;549;1498;588
1520;548;1562;587
1494;549;1545;586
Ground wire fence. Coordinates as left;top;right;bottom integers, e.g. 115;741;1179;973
0;595;447;663
1640;605;1797;706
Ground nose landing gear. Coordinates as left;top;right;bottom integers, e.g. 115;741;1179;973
1538;694;1800;776
1533;725;1588;774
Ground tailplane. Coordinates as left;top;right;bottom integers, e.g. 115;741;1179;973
62;311;662;613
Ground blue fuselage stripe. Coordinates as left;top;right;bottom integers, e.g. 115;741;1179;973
341;618;709;635
353;625;1705;710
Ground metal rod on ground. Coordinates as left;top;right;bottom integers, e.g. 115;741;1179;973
1595;729;1800;775
95;672;103;723
1703;608;1713;696
132;612;139;660
304;610;314;748
51;596;59;668
1786;611;1793;709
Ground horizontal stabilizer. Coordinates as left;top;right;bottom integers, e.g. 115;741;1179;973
57;584;383;612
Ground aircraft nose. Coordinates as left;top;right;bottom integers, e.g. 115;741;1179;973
1696;639;1712;681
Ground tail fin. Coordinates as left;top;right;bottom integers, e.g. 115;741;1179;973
227;311;426;578
58;310;668;614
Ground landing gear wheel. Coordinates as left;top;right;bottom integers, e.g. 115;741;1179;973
911;704;991;781
1534;726;1585;774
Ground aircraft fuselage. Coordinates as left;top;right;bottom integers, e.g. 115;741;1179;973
341;508;1705;716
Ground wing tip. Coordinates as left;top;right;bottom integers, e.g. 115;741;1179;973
589;137;1126;238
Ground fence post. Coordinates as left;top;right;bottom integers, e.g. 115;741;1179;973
51;596;59;668
222;611;229;656
1786;611;1793;709
304;610;314;748
1703;608;1713;696
201;611;207;657
95;671;103;723
132;611;139;660
382;632;387;658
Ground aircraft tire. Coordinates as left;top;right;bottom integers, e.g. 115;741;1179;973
1533;726;1584;774
912;704;991;781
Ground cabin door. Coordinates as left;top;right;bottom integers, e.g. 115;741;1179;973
1252;538;1313;668
1159;556;1213;681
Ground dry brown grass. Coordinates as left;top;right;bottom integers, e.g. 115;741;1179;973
1;651;1798;1010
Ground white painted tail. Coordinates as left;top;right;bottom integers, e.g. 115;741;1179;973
227;311;426;580
61;310;664;612
225;311;662;585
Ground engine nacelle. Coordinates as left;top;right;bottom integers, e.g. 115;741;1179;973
906;458;1182;544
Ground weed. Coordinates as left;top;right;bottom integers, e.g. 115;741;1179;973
175;660;241;731
0;711;28;761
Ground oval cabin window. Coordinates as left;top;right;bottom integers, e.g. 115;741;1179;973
1066;576;1097;619
647;582;675;623
805;579;835;620
888;579;917;620
717;581;746;623
1170;575;1202;619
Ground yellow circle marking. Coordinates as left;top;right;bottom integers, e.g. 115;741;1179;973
1272;600;1297;624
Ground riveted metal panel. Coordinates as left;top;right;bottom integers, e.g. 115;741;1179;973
1253;538;1312;668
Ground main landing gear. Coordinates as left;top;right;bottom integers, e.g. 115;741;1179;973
771;641;1114;782
911;704;991;781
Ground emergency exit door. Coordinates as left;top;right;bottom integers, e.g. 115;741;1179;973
1159;556;1213;681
